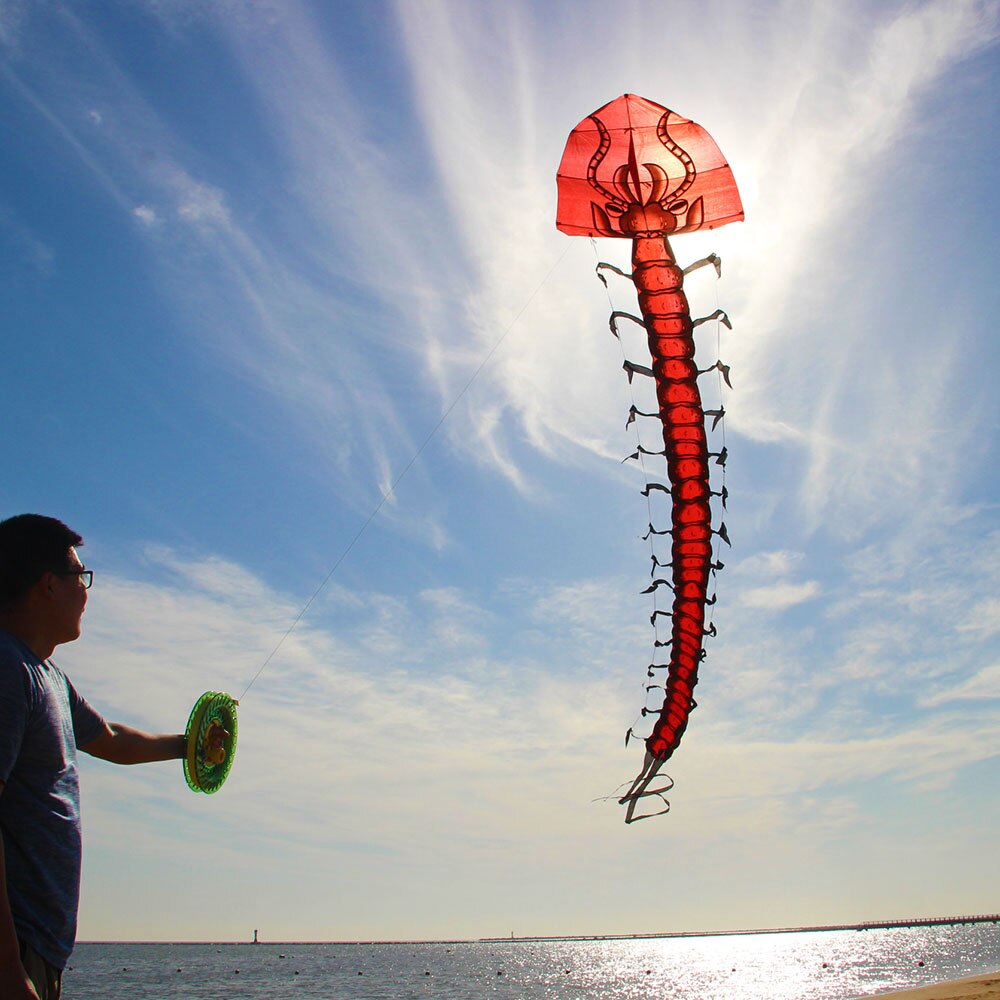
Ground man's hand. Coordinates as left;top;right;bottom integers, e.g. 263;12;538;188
0;785;40;999
0;961;41;1000
204;722;229;765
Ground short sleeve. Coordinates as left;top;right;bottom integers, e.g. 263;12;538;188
65;677;107;748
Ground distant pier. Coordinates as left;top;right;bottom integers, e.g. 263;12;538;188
856;915;1000;932
480;914;1000;944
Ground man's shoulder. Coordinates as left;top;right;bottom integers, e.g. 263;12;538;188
0;629;40;666
0;631;48;701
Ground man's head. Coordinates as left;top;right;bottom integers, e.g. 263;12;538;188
0;514;85;613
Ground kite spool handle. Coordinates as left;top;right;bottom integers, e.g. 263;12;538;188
184;691;239;794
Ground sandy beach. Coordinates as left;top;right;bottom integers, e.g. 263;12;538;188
862;971;1000;999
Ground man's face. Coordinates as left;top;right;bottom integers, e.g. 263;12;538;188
48;546;89;644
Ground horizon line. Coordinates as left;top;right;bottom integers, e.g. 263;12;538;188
77;913;1000;947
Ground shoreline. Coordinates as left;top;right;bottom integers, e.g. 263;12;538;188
861;970;1000;999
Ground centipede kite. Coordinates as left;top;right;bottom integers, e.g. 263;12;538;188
555;94;743;821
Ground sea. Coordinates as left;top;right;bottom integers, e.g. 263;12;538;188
65;923;1000;1000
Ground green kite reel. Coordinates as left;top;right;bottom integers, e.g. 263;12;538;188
184;691;238;794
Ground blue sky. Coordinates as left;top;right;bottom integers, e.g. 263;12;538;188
2;0;999;942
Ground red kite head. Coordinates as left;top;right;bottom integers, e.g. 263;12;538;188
556;94;743;239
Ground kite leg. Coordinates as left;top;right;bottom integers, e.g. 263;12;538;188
682;253;722;279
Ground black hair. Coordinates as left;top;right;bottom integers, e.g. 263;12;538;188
0;514;84;610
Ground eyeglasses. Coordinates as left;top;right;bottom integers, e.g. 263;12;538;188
54;569;94;590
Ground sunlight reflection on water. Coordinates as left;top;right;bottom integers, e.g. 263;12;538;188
67;924;1000;1000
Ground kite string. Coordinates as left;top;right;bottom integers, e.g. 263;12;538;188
239;245;572;701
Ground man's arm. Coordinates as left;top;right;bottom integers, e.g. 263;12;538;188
79;724;185;765
0;784;42;1000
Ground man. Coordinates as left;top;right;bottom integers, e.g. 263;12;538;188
0;514;212;999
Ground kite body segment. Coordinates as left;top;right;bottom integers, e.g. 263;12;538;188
556;94;743;820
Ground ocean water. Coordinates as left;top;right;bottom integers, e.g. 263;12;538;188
65;924;1000;1000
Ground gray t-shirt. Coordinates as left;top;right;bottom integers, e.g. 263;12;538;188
0;629;106;969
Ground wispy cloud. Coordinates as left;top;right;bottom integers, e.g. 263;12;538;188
74;534;1000;822
920;662;1000;707
727;1;999;534
68;535;1000;936
957;596;1000;639
387;0;1000;561
0;197;55;274
1;3;452;532
0;0;29;50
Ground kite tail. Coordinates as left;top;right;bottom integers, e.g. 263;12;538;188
618;751;675;822
626;235;720;812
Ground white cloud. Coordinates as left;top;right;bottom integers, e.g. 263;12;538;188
175;178;231;228
132;203;156;225
729;549;820;610
739;579;821;610
735;550;804;579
